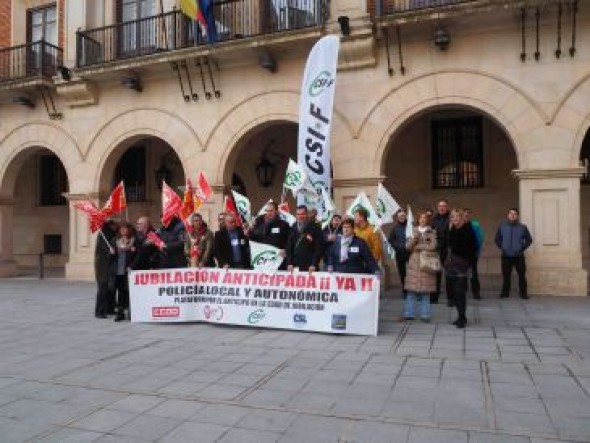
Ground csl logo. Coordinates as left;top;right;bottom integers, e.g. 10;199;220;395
252;251;280;267
308;71;335;97
284;171;302;188
248;309;266;324
331;314;347;330
293;313;307;326
203;305;224;321
152;307;180;318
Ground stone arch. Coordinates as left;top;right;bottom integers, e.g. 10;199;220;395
0;122;80;194
204;90;353;184
355;71;547;176
85;108;202;190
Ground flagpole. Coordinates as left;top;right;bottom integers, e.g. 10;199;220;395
86;193;111;249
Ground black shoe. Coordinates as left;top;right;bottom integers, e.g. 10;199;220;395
95;314;107;319
114;314;125;322
455;319;467;329
499;293;509;298
519;293;529;299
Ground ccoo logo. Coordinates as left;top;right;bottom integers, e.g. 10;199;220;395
308;71;335;97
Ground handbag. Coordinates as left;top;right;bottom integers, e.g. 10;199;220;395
419;250;441;273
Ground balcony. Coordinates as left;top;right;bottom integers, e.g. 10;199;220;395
0;40;63;86
76;0;326;69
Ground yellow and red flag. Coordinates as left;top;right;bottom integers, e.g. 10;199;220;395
102;181;127;217
193;172;212;211
179;0;207;28
161;181;184;227
179;178;194;220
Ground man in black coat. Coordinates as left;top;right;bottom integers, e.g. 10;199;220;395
287;205;323;272
129;216;160;271
156;216;187;269
246;201;290;270
214;213;251;269
387;209;409;297
431;199;450;304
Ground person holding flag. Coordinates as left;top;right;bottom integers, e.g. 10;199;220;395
214;213;251;269
388;209;410;298
110;222;136;322
158;182;187;268
129;216;161;271
94;219;117;319
354;207;382;263
246;201;290;270
322;214;342;266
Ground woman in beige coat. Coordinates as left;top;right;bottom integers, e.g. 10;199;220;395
404;211;438;321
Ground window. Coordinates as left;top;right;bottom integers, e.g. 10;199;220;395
432;117;483;189
44;234;62;254
27;4;57;45
115;146;146;202
39;155;68;206
117;0;157;57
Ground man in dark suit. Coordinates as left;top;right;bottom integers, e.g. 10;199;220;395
214;213;251;269
246;201;290;270
286;205;323;272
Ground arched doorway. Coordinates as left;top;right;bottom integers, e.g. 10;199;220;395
382;107;519;276
98;136;185;225
225;121;298;212
0;147;70;277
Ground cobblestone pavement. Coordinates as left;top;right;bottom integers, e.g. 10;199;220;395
0;280;589;442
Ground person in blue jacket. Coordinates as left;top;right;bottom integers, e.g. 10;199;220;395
327;218;380;275
494;208;533;299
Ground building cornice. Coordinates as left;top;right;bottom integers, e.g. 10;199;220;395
512;167;586;180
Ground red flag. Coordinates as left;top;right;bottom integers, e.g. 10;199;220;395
102;181;127;217
224;195;242;227
278;202;290;214
180;178;194;220
161;181;183;227
146;231;165;250
73;200;106;233
194;172;212;211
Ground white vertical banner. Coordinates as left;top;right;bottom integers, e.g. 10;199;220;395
297;35;340;207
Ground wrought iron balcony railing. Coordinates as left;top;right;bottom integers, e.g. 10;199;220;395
371;0;479;16
77;0;326;68
0;40;63;83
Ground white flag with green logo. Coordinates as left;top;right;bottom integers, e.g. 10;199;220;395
376;183;401;226
346;192;378;226
319;187;335;229
231;190;252;223
249;240;284;273
405;205;414;239
380;230;396;259
284;159;306;194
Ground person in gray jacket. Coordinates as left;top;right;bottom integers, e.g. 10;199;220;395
494;208;533;299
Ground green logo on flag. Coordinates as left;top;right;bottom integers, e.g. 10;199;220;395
284;171;302;188
252;250;280;267
376;198;385;217
309;71;334;97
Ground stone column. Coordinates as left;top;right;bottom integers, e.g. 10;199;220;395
513;167;587;296
0;197;18;277
64;193;98;281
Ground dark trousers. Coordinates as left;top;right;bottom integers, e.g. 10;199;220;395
501;256;527;297
395;254;408;294
95;281;111;316
447;275;468;321
114;275;130;314
470;258;481;297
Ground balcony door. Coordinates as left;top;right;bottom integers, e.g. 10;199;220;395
26;4;57;77
117;0;158;58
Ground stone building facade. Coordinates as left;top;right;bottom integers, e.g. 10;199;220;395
0;0;589;296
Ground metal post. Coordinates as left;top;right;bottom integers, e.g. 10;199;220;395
39;253;44;279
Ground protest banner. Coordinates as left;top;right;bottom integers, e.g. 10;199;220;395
129;268;379;336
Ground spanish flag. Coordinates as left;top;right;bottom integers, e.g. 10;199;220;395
179;0;207;28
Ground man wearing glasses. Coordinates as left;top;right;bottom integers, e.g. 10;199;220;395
214;213;251;269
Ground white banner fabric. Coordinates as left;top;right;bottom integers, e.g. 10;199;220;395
129;268;379;336
297;35;340;206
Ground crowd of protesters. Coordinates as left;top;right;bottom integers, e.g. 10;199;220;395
95;199;533;330
387;200;533;328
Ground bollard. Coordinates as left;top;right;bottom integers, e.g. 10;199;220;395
39;253;44;280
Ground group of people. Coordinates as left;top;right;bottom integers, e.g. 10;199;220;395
387;200;533;328
94;201;382;320
94;198;533;330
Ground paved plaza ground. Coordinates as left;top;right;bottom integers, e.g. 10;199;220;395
0;279;589;442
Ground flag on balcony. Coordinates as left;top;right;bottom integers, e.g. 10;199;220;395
101;181;127;217
179;0;217;44
161;181;184;227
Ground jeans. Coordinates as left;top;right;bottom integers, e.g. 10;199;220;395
501;256;527;297
404;292;431;320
